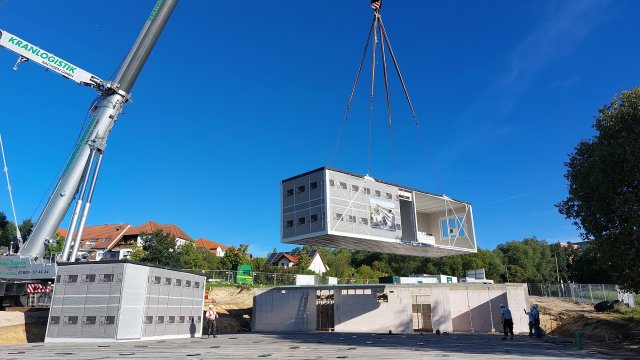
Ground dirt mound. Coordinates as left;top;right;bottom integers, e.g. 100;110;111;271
531;296;640;359
552;314;633;342
0;309;49;345
205;286;254;333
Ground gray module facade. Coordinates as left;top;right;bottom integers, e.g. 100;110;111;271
281;167;477;256
45;261;205;342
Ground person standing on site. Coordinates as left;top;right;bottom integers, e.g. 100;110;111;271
524;305;537;337
205;304;218;338
500;304;514;340
531;304;541;337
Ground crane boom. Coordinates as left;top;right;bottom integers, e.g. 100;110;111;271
0;29;103;88
18;0;178;261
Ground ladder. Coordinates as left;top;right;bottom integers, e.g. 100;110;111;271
297;291;310;331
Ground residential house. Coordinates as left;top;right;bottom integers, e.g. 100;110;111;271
105;220;192;259
194;238;228;257
69;224;131;261
263;250;328;275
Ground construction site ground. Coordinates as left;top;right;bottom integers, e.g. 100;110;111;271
532;295;640;360
1;288;639;359
0;332;617;359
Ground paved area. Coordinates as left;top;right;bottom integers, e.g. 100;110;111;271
0;332;615;359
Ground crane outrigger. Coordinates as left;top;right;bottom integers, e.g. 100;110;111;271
0;0;178;307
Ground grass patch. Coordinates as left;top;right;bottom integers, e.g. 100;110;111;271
612;306;640;324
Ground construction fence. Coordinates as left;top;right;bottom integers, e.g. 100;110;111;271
198;270;374;287
527;283;636;308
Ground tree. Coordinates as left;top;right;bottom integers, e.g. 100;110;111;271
128;243;146;261
221;244;249;270
177;242;208;270
45;233;65;256
557;87;640;291
295;251;312;271
139;229;182;268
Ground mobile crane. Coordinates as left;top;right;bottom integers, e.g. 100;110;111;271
0;0;178;307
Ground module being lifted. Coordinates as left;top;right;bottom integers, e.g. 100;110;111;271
281;167;477;257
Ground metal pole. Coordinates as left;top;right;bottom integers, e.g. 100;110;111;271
0;133;22;252
69;153;103;261
60;150;95;262
554;248;561;283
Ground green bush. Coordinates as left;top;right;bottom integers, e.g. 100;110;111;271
612;306;640;323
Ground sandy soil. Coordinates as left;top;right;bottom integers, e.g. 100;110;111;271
0;309;48;345
205;286;254;333
532;296;640;360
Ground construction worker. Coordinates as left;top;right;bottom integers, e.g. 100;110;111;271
499;304;514;340
524;304;540;337
205;304;218;338
531;304;541;337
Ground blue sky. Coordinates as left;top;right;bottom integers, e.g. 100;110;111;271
1;1;639;257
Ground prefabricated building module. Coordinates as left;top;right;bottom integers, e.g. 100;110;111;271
281;167;477;257
45;261;205;342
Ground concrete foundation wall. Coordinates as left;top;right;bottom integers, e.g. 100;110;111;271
252;284;529;335
252;288;316;332
334;286;412;333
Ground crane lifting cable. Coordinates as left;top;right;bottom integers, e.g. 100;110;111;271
331;0;419;177
0;133;23;253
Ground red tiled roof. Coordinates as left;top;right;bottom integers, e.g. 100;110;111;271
280;253;299;264
194;238;229;254
123;221;191;240
73;224;131;251
56;229;68;238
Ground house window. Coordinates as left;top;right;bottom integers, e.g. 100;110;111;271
440;216;466;239
297;185;306;193
286;220;294;228
178;316;185;324
66;275;78;283
310;181;318;190
351;184;359;192
50;316;60;325
185;280;191;287
168;316;175;324
335;213;343;221
144;316;153;325
82;274;96;283
360;217;369;225
297;217;306;225
385;193;392;200
310;214;318;222
156;316;164;324
175;279;182;287
196;316;201;323
329;179;335;187
150;276;161;284
286;189;294;196
363;187;371;195
339;182;347;190
56;275;61;283
347;215;356;223
374;190;381;197
164;277;172;286
194;281;200;289
82;239;98;249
